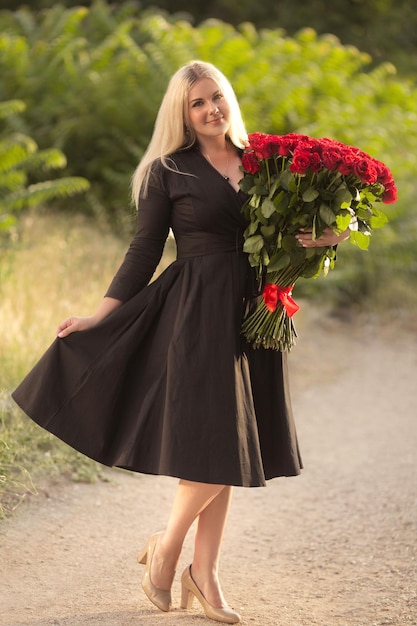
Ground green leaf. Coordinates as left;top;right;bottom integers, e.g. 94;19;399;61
350;231;371;250
0;99;26;119
319;203;337;226
255;206;269;225
261;248;270;266
281;234;298;252
358;219;371;235
370;208;389;229
302;187;319;202
267;251;290;271
247;219;260;236
280;169;293;191
268;178;280;198
300;252;327;278
335;213;351;232
260;224;276;238
272;189;289;213
289;246;306;266
238;175;255;194
333;185;353;207
260;197;276;218
6;177;90;210
248;252;261;267
243;234;265;254
305;247;317;258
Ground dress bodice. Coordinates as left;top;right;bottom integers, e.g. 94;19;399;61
106;147;248;302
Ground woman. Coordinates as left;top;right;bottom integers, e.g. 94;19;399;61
12;61;347;624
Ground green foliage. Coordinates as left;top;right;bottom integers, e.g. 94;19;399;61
0;2;199;229
5;0;414;75
0;1;415;299
0;99;90;249
110;0;417;76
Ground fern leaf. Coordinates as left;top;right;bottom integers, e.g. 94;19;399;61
0;100;26;119
0;144;30;174
5;177;90;211
0;169;26;193
0;133;38;157
22;148;67;172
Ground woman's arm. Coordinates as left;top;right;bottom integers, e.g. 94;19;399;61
104;166;171;302
57;163;172;338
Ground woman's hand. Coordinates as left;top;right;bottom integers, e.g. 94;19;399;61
57;316;98;338
296;227;350;248
56;297;123;338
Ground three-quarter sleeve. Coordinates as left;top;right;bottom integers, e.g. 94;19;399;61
105;167;171;302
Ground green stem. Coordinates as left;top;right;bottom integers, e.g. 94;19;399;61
265;159;271;191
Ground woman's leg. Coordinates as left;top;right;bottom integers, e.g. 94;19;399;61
191;485;233;607
149;480;227;591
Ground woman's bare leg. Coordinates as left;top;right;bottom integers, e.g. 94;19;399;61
191;485;233;607
149;479;227;591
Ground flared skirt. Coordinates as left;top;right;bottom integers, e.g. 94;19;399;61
12;252;302;487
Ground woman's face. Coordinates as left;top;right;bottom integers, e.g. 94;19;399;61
187;78;231;142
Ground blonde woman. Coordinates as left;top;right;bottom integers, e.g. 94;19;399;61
13;61;347;623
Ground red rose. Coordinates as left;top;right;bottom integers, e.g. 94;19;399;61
290;149;311;174
309;151;323;173
266;137;282;157
276;137;292;156
248;132;267;149
242;151;261;175
322;147;342;171
382;182;398;204
338;151;356;175
248;132;277;159
374;160;394;185
278;133;301;156
353;158;378;184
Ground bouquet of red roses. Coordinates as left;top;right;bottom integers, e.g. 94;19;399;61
239;132;397;351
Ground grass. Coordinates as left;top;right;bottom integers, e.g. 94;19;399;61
0;209;174;520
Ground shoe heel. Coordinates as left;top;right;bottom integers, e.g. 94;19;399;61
180;565;241;624
137;545;147;565
181;585;194;609
139;533;172;612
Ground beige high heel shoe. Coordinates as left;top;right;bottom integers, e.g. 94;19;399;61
180;565;241;624
137;532;172;612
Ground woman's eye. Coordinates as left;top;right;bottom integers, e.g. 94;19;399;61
192;101;203;107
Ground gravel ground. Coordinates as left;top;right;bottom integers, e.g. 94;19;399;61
1;308;416;626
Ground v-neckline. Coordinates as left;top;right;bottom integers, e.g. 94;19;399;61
197;147;243;194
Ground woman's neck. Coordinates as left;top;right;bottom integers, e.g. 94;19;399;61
197;136;229;156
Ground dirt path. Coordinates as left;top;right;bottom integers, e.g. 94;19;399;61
1;309;416;626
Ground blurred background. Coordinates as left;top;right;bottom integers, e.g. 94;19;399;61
1;0;416;516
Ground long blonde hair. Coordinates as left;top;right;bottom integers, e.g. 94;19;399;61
131;60;248;205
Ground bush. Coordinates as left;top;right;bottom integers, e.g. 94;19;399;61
0;99;89;251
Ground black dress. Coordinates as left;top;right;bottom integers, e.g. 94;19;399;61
12;146;302;487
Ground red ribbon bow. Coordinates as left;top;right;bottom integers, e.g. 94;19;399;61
262;283;300;317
